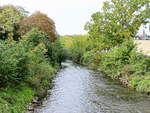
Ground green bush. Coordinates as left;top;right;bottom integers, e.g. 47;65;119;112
0;28;62;112
47;39;66;65
0;40;29;85
26;62;56;98
19;29;58;97
61;35;91;63
0;29;50;86
22;28;50;47
0;5;65;112
0;28;59;88
81;38;150;93
99;39;136;77
0;85;34;113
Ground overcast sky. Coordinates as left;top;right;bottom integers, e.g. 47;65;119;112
0;0;104;35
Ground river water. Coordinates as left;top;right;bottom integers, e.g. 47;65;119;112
35;61;150;113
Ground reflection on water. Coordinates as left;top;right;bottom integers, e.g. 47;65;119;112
35;61;150;113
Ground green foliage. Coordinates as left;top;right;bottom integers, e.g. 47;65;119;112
0;5;28;40
0;4;64;112
82;39;150;93
0;28;62;111
100;40;136;77
62;34;150;94
0;85;34;113
16;29;58;96
22;28;50;47
26;62;56;99
0;40;29;85
61;35;91;63
23;28;66;66
47;39;66;65
86;0;150;48
0;29;50;85
81;0;150;93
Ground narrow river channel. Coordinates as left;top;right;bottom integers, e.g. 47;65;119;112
35;61;150;113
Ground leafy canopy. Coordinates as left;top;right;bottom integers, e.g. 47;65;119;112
86;0;150;48
0;5;28;40
19;12;57;42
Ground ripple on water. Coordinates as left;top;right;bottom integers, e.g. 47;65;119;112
34;61;150;113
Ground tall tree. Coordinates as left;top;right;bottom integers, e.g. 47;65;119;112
0;5;28;40
19;12;57;42
86;0;150;47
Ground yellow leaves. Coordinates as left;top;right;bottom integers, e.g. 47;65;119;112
0;5;26;40
30;43;47;55
0;5;23;30
28;43;47;62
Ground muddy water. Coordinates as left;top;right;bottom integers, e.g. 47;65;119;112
35;61;150;113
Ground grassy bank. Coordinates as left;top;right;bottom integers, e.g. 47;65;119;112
0;85;34;113
82;40;150;93
0;67;57;113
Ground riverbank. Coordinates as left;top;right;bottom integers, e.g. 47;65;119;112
0;66;58;113
84;40;150;94
61;36;150;94
0;84;35;113
0;29;65;113
34;61;150;113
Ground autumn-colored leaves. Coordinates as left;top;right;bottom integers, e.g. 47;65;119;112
0;5;58;42
19;12;57;42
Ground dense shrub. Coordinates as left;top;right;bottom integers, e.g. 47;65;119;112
79;0;150;93
0;85;34;113
62;34;150;93
0;40;29;85
26;62;56;98
23;28;50;44
61;35;91;63
0;5;64;112
18;29;59;93
47;40;66;65
0;28;60;90
99;39;136;78
81;39;150;93
23;29;66;65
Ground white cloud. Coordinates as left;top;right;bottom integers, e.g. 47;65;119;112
0;0;105;35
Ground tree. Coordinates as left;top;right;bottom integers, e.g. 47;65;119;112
86;0;150;48
0;5;28;40
19;12;57;42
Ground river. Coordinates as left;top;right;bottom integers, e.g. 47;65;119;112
34;61;150;113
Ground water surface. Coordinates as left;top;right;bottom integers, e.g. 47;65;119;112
35;61;150;113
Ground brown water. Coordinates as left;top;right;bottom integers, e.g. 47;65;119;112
35;61;150;113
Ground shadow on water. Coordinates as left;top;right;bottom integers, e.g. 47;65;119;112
34;60;150;113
